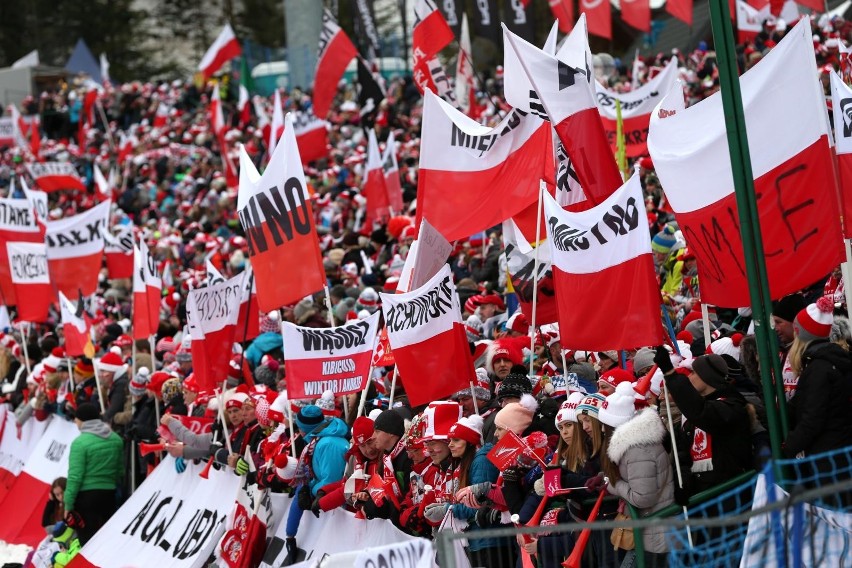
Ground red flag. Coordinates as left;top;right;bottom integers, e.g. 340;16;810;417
26;162;86;192
620;0;651;33
380;265;474;406
581;0;611;40
504;25;622;206
595;59;678;158
140;239;162;336
416;90;553;242
218;479;270;568
186;275;242;390
8;104;29;150
830;70;852;240
648;19;843;307
104;224;134;280
29;116;40;160
666;0;693;26
118;132;136;165
210;84;226;135
364;129;390;222
543;174;663;349
487;430;528;470
0;197;42;306
313;9;358;119
6;241;52;323
736;0;765;43
412;0;456;98
199;23;242;79
44;200;110;299
371;327;395;367
237;113;325;312
382;132;404;213
291;111;328;164
549;0;574;33
132;245;154;340
234;266;259;343
503;218;559;326
59;291;93;358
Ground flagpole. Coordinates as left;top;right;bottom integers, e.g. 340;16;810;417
357;365;375;416
701;303;712;350
218;382;234;455
707;0;787;460
528;183;544;379
387;366;399;408
321;285;349;422
662;381;694;548
18;323;32;378
95;101;116;152
92;358;107;415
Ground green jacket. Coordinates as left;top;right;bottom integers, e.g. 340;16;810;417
65;420;124;511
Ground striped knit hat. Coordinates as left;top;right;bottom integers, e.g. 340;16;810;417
576;393;606;418
794;296;834;342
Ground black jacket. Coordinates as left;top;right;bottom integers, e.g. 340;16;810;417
785;341;852;458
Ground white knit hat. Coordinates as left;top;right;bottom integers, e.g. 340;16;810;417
598;382;638;428
448;414;484;446
707;333;744;361
555;391;585;427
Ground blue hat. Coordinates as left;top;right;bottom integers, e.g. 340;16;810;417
651;224;678;254
295;405;325;433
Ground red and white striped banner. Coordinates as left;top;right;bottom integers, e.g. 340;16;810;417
44;200;110;298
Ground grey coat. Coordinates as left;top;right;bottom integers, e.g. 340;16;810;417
606;407;675;553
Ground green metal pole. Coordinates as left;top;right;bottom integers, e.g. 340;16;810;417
706;0;787;461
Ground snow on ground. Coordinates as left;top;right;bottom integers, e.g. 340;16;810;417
0;540;32;565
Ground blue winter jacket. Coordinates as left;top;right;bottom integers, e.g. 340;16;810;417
452;443;513;552
308;417;350;496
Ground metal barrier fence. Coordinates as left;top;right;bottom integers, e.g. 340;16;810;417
433;455;852;568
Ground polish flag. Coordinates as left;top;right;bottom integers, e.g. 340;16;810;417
455;14;478;116
291;110;328;164
44;200;110;299
29;115;40;160
93;164;111;198
138;239;162;338
736;0;765;43
648;19;843;307
503;19;564;112
103;224;134;280
830;69;852;239
581;0;611;40
281;312;381;399
27;162;86;192
380;264;475;406
6;241;52;323
382;131;404;214
0;197;42;306
132;246;154;340
152;102;169;128
8;104;29;150
210;84;226;135
620;0;651;33
186;274;243;390
503;218;559;326
238;84;250;127
364;129;390;222
199;23;242;80
205;257;225;285
0;417;78;547
118;132;136;165
217;469;271;568
416;90;553;242
313;9;358;119
543;174;663;349
666;0;693;26
234;265;259;343
504;24;622;206
549;0;574;33
238;113;325;312
595;59;678;158
19;177;48;223
412;0;455;97
59;291;94;357
268;90;285;155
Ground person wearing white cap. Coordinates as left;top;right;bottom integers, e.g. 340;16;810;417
96;351;130;427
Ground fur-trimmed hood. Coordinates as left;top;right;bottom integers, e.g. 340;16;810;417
607;408;666;464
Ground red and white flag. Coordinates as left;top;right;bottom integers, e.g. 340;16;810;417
237;83;250;127
8;104;29;150
380;264;474;406
397;216;453;293
118;132;136;165
416;90;553;242
503;23;622;206
313;9;358;119
19;177;48;223
205;257;225;285
543;174;663;349
503;218;558;326
0;196;42;306
27;162;86;192
217;472;271;568
268;89;285;155
44;200;110;298
132;240;161;339
199;23;242;79
153;101;169;128
412;0;457;103
234;265;259;343
581;0;611;39
648;19;843;307
666;0;693;26
595;59;678;158
620;0;651;32
104;223;134;280
6;241;52;323
382;131;404;213
210;83;226;135
364;129;390;222
455;13;478;116
186;274;243;390
291;110;328;164
238;113;325;312
736;0;766;42
59;291;93;357
281;311;380;399
93;164;112;198
830;69;852;239
549;0;574;33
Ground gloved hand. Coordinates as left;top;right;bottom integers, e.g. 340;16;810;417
654;346;675;375
234;457;250;476
455;482;491;508
502;467;522;483
423;502;450;523
310;497;322;518
297;486;314;511
175;457;186;474
534;477;546;496
475;507;502;528
65;510;85;529
584;472;606;493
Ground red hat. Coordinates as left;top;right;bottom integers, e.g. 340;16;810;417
226;392;250;409
182;373;200;393
448;414;484;446
74;359;94;377
146;371;172;395
422;401;462;441
506;312;530;335
794;296;835;341
114;334;133;348
352;416;375;446
98;352;125;373
599;368;635;390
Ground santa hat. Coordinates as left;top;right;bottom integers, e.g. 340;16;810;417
146;371;172;396
422;401;462;441
98;352;125;373
448;414;484;446
494;394;537;435
707;333;744;361
598;382;639;428
794;296;835;342
555;391;585;426
352;415;375;446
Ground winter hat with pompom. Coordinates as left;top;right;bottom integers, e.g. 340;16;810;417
129;367;150;397
494;393;538;435
448;414;484;446
555;391;585;426
598;382;639;428
707;333;744;361
794;296;835;342
316;390;339;417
